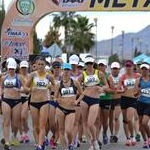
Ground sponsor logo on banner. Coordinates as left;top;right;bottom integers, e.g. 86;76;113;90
12;17;34;27
51;0;85;7
5;28;28;38
3;40;29;60
16;0;35;15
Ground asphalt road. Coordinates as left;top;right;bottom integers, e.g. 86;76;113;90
0;115;144;150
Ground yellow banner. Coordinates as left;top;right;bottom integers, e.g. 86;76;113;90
87;0;150;11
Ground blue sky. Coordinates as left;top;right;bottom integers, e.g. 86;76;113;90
4;0;150;41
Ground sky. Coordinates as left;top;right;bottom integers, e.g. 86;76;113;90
4;0;150;42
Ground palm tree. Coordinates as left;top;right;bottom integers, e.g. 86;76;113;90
70;16;95;54
53;12;76;46
43;26;62;48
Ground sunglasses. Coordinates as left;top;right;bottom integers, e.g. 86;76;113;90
64;68;70;71
99;63;105;66
141;67;148;70
112;68;119;70
86;62;93;65
53;66;61;69
8;68;15;70
125;65;132;68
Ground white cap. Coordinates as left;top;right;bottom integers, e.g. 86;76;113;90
45;65;50;71
111;62;120;69
84;56;94;63
98;59;107;66
140;64;150;69
78;61;85;67
7;61;17;69
20;61;29;68
69;54;79;65
6;57;15;63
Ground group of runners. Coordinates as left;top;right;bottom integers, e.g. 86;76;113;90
0;54;150;150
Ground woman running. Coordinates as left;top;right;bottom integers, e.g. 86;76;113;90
78;55;108;150
98;59;112;145
1;60;26;150
19;61;30;143
69;54;83;148
117;60;140;146
49;61;62;149
107;62;122;143
135;63;150;148
54;63;83;150
26;56;55;150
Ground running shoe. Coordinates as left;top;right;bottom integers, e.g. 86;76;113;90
20;135;25;143
88;144;94;150
125;139;131;146
10;138;20;146
50;135;55;146
4;143;11;150
77;140;81;147
24;134;30;143
135;133;141;142
98;140;102;149
44;136;49;146
143;141;149;149
1;138;5;144
68;144;75;150
103;134;108;145
42;141;46;150
82;135;86;143
93;141;100;150
51;142;57;149
113;135;118;143
35;146;42;150
110;136;114;143
148;138;150;147
131;137;136;146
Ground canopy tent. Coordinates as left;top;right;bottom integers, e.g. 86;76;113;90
133;54;150;64
41;43;62;58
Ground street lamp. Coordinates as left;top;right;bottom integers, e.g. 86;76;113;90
122;31;125;62
111;26;114;56
131;38;134;59
94;18;98;61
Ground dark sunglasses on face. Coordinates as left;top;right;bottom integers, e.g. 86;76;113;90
141;67;148;70
112;68;119;70
64;68;70;71
99;63;105;66
54;66;61;69
86;62;93;65
125;65;132;68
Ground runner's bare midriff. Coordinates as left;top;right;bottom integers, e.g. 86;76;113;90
4;88;20;99
59;96;76;110
122;88;136;98
30;89;49;102
84;85;102;98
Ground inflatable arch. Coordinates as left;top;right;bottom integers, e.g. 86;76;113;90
1;0;150;61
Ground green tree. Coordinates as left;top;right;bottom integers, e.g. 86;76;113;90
134;47;142;57
70;16;95;54
0;0;5;53
109;53;120;65
33;31;41;54
53;12;76;47
43;26;62;48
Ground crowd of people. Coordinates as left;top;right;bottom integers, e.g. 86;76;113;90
0;54;150;150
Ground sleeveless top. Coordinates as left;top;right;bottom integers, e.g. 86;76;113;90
59;79;77;98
